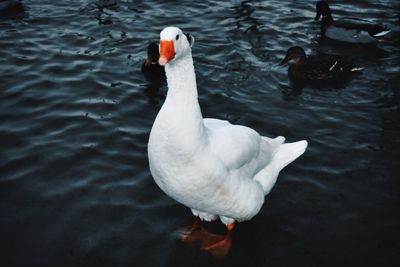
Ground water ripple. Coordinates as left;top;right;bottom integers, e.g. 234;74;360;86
1;0;399;266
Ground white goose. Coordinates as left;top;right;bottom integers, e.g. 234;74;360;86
147;26;308;257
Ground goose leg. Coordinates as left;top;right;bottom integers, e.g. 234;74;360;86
201;223;235;259
181;218;235;259
181;217;225;245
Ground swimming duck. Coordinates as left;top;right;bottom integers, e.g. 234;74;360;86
315;1;390;44
281;46;363;82
148;27;308;258
141;42;165;79
0;0;22;13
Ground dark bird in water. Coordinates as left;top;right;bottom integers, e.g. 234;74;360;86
0;0;23;14
281;46;363;82
314;1;390;44
141;42;165;80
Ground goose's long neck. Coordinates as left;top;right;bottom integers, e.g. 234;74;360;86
161;51;207;147
165;52;198;105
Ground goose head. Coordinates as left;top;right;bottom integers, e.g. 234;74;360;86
158;26;195;66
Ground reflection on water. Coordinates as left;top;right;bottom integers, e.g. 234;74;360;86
0;0;399;266
166;216;293;266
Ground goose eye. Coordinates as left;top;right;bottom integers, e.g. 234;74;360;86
176;34;179;40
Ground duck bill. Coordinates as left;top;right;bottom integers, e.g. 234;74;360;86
145;57;152;67
158;40;176;66
280;55;289;65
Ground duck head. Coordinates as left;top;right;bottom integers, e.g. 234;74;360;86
158;26;195;66
281;46;307;65
315;1;332;21
145;42;160;67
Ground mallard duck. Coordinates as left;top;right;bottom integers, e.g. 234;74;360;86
141;42;165;79
281;46;363;82
148;27;307;258
315;1;390;44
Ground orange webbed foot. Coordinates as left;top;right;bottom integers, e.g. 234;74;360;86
202;236;232;259
181;219;236;259
181;217;202;242
202;223;235;259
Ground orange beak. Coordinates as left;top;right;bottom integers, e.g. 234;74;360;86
158;40;175;66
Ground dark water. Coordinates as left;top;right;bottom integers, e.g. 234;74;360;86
1;0;400;266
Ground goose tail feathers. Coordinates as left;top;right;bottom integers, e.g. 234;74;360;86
273;140;308;172
255;140;307;195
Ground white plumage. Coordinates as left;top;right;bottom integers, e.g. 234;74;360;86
148;27;308;226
